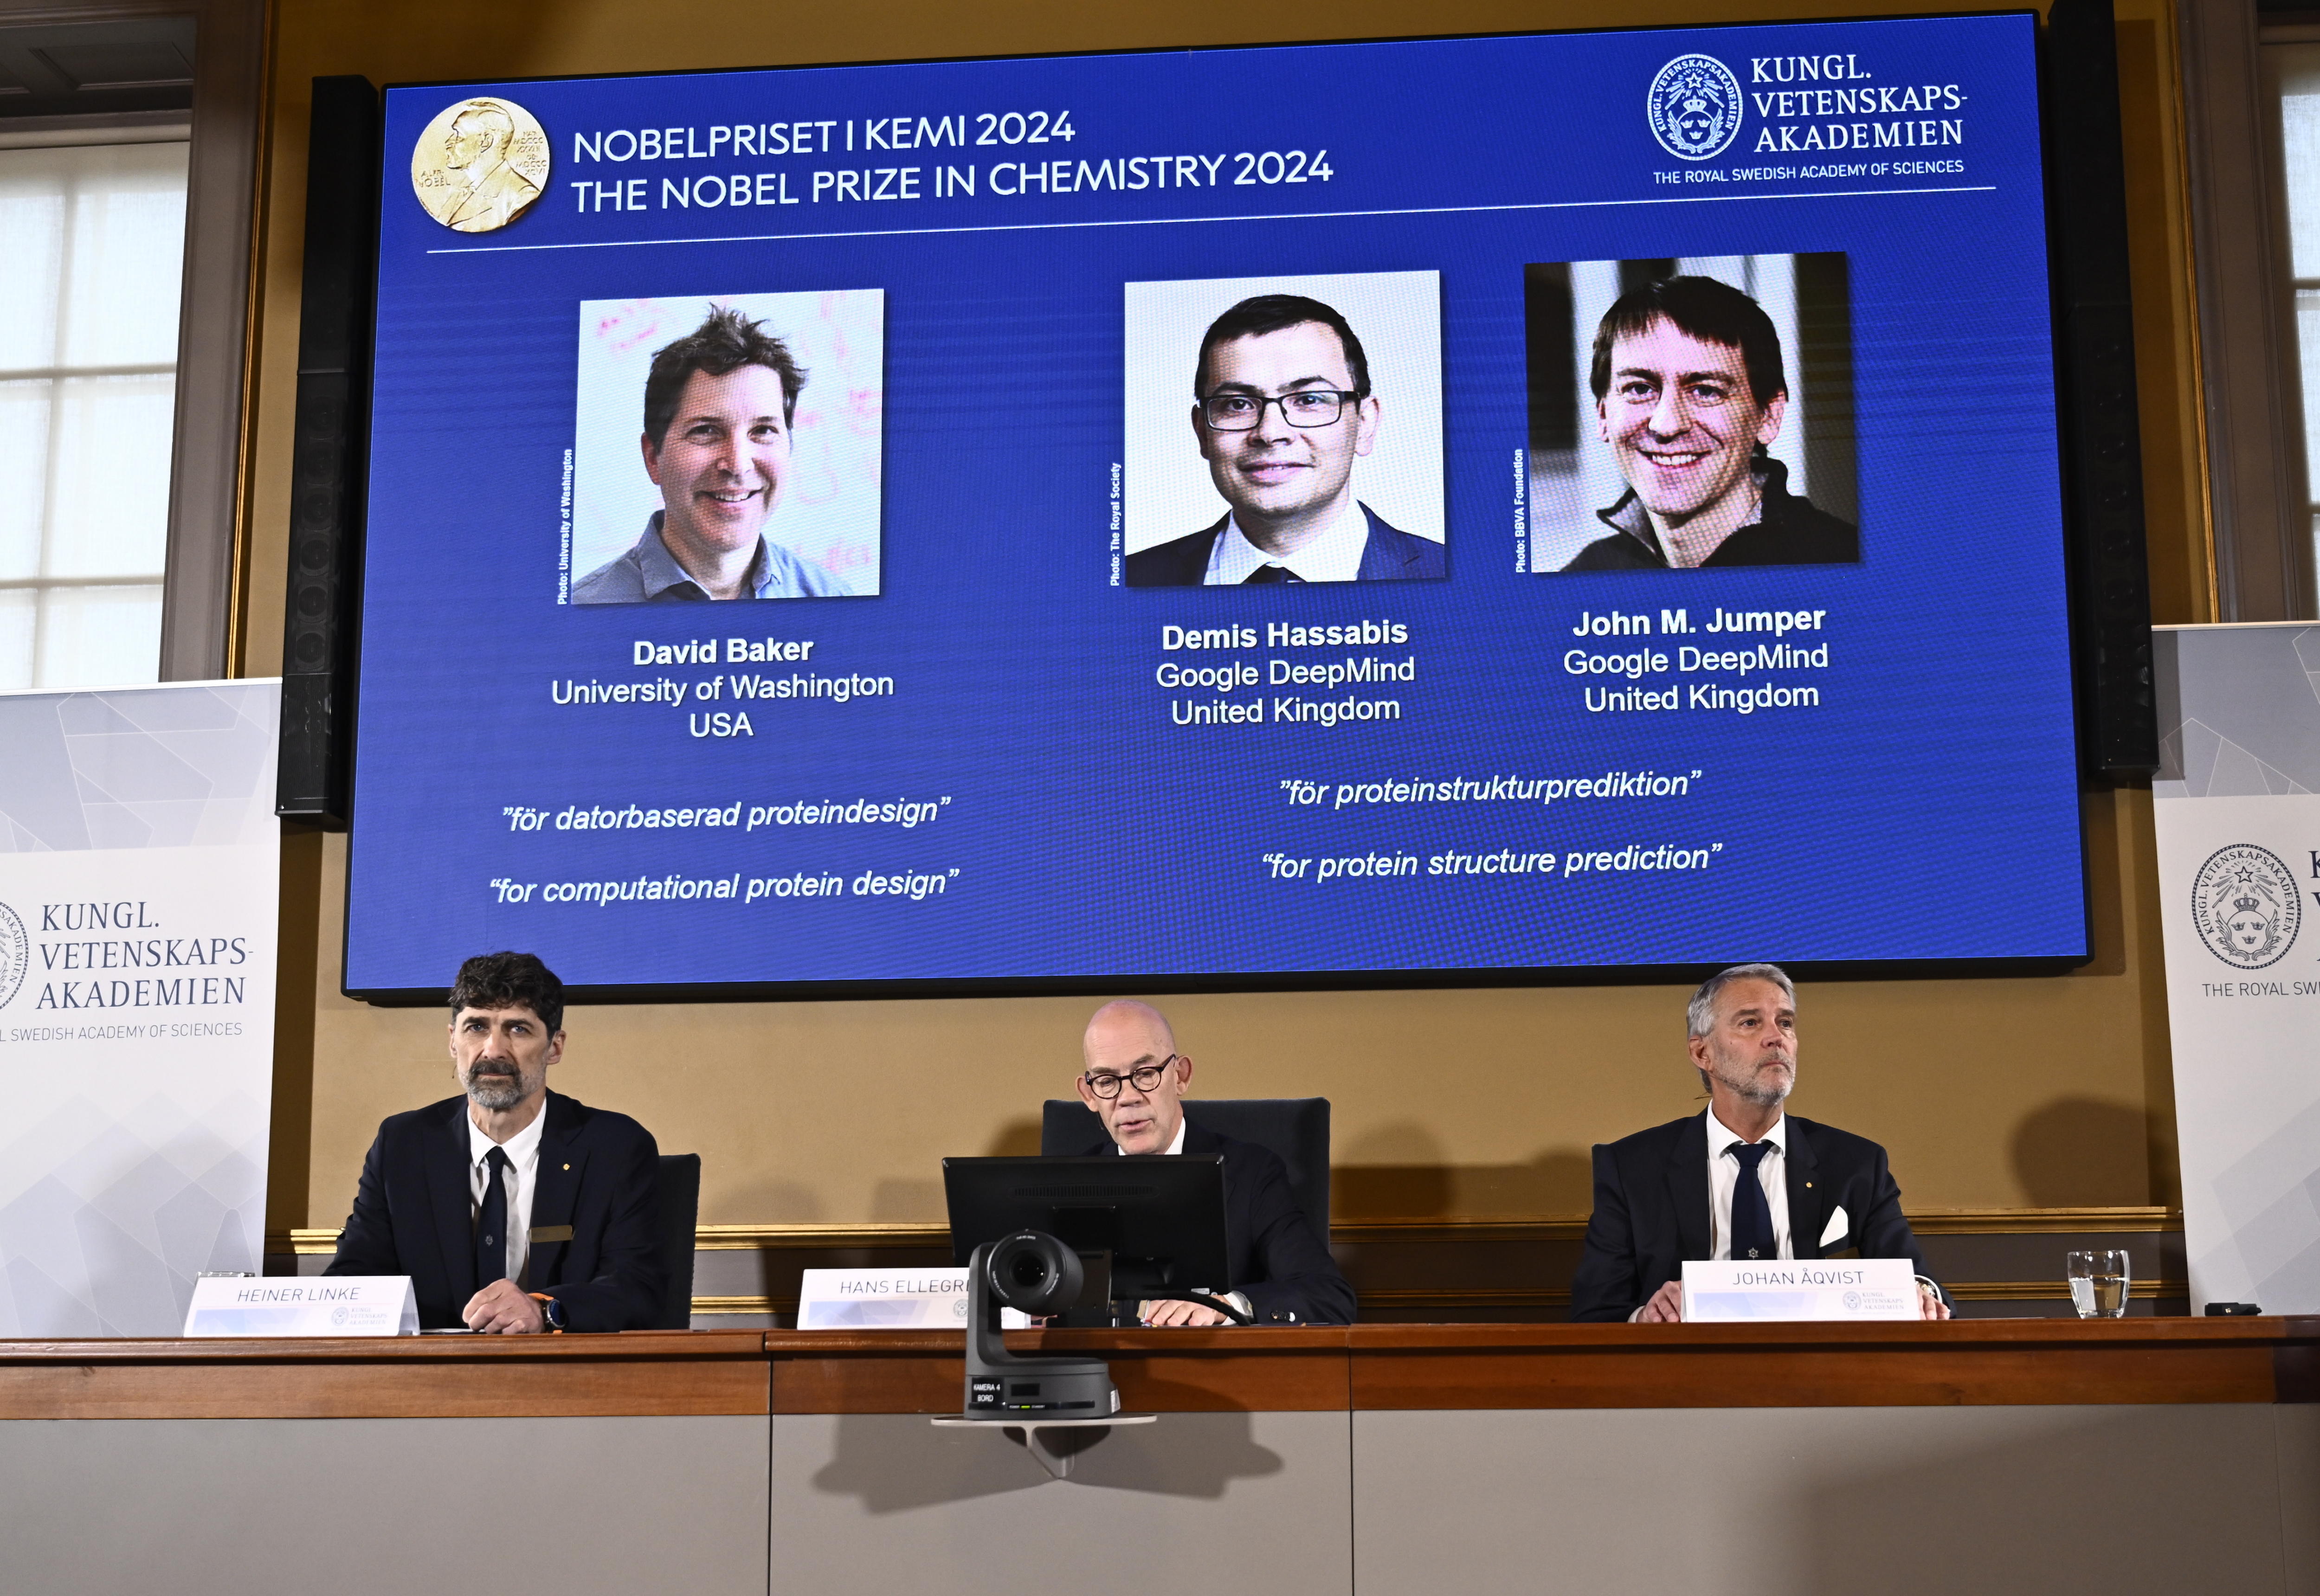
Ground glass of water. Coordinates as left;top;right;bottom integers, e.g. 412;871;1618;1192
2067;1249;2130;1319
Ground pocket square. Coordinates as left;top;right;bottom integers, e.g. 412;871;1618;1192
1818;1207;1849;1248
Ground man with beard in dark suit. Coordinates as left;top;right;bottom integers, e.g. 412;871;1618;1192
327;951;665;1332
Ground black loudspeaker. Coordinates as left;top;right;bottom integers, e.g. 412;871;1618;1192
277;76;380;827
2045;0;2160;776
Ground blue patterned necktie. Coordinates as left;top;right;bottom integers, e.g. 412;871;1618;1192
1727;1141;1774;1261
1243;564;1302;583
476;1146;511;1286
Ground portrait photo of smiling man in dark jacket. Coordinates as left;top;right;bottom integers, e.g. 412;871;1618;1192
1562;274;1858;572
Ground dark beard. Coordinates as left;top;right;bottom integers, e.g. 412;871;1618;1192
465;1064;525;1110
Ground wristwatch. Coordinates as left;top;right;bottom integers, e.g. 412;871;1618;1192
537;1295;566;1332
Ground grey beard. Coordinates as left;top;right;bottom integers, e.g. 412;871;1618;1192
465;1069;524;1110
1705;1059;1793;1108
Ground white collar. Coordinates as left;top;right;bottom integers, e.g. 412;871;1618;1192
1706;1106;1786;1157
1113;1116;1189;1156
1206;499;1369;585
468;1099;548;1167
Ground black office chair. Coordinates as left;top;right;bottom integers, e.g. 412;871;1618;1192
653;1153;702;1330
1039;1098;1331;1231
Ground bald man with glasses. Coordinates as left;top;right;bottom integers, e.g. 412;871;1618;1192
1059;1000;1356;1326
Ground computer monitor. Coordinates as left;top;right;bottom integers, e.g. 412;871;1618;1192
942;1155;1232;1302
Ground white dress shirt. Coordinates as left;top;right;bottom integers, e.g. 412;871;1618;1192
1203;501;1369;585
467;1107;546;1288
1707;1108;1791;1261
1100;1117;1186;1156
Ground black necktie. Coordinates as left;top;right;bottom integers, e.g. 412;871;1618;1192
477;1146;511;1286
1243;564;1302;584
1727;1142;1774;1261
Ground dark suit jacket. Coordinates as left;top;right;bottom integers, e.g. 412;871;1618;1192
1562;457;1858;571
1063;1122;1357;1324
326;1090;667;1332
1125;504;1445;586
1567;1110;1937;1323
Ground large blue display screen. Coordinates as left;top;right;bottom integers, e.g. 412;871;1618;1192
346;15;2088;996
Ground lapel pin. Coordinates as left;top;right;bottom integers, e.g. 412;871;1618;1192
562;1163;570;1171
1805;1181;1813;1188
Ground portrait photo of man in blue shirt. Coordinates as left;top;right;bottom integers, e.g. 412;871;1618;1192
574;306;852;604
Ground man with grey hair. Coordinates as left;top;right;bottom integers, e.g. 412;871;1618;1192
1567;963;1946;1322
327;951;667;1332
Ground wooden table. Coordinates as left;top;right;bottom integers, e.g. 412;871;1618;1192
6;1321;2317;1595
0;1327;769;1417
765;1316;2320;1409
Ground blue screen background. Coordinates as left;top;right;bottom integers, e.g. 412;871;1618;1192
347;16;2088;993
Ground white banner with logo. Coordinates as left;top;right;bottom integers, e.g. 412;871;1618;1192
0;680;280;1335
2154;626;2320;1314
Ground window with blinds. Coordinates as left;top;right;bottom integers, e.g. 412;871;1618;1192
0;138;187;690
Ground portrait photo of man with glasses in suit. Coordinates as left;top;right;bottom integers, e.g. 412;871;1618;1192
1121;275;1445;586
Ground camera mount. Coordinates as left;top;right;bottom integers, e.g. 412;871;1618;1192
933;1229;1152;1479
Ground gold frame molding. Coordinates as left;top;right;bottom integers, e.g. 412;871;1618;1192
1944;1279;2170;1303
273;1207;2181;1257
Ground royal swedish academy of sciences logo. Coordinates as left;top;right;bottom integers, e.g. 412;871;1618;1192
2191;843;2302;970
0;900;25;1009
1648;54;1746;162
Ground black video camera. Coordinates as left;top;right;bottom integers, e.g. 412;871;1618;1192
962;1230;1119;1418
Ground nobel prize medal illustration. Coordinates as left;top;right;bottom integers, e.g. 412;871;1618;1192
412;97;549;232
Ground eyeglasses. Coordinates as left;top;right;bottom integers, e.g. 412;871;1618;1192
1199;389;1361;431
1082;1056;1179;1098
